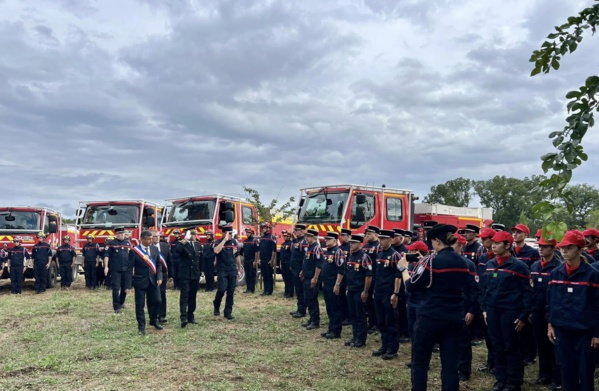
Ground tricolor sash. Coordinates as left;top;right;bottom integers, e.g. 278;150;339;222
132;246;156;275
159;252;168;271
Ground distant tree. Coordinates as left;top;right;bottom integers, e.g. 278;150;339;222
587;210;599;228
62;218;76;224
243;187;296;229
560;184;599;228
423;177;473;207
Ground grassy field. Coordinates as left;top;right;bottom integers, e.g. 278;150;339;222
0;277;581;390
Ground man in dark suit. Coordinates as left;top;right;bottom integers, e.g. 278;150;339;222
152;230;171;324
127;230;163;336
176;229;202;328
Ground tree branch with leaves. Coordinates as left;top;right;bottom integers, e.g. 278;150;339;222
242;186;296;228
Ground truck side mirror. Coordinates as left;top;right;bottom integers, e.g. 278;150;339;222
76;209;84;217
146;216;156;227
222;202;235;211
299;199;305;207
223;210;234;223
356;194;366;205
326;199;333;206
48;221;58;234
145;208;155;216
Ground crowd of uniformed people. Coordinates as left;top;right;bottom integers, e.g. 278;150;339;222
2;220;599;391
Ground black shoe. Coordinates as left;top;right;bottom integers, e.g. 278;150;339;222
188;319;199;325
320;332;329;338
244;290;251;294
491;382;505;391
224;314;234;320
478;365;493;372
459;373;470;382
372;347;386;357
301;321;311;327
213;303;220;316
432;344;440;353
138;329;145;336
114;308;122;314
399;337;411;344
326;333;340;339
352;341;365;348
306;323;320;330
535;378;550;385
344;339;355;346
405;362;412;368
382;352;398;360
159;317;168;323
341;319;352;326
150;322;163;330
260;292;268;296
367;326;378;335
523;358;536;366
292;312;306;319
502;386;521;391
549;384;562;391
471;338;483;346
290;311;299;316
181;321;188;328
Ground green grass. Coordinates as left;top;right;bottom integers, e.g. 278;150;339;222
0;277;582;390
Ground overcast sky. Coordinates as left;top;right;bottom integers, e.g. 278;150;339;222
1;0;597;217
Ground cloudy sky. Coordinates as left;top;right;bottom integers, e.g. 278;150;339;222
0;0;597;217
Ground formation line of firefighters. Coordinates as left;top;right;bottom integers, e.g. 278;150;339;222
2;221;599;391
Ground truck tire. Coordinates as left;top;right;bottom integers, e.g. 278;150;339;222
236;265;246;287
72;264;79;282
47;261;58;288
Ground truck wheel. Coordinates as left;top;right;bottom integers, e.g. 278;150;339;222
72;264;79;282
47;261;58;288
236;265;246;286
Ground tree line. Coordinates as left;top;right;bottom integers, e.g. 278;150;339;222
423;176;599;233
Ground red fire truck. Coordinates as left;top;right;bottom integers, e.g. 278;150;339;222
75;200;161;250
0;206;67;288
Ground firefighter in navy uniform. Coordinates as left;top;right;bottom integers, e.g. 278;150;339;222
55;236;77;289
99;236;112;289
320;232;346;339
127;230;163;336
241;228;259;294
548;230;599;391
152;231;170;324
482;231;532;391
529;236;561;389
212;226;242;320
202;230;216;292
400;224;473;391
392;228;410;343
363;225;380;334
7;238;29;294
32;233;52;293
176;230;202;327
104;227;132;313
371;229;402;360
476;227;497;373
279;230;294;298
462;224;481;264
257;223;277;296
170;229;183;290
337;234;372;347
82;235;101;290
289;224;308;319
300;229;323;330
338;228;351;325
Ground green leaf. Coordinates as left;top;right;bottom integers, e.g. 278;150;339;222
547;33;559;39
530;66;542;76
548;131;561;138
552;136;564;147
551;58;561;70
579;152;589;161
585;76;599;88
568;41;578;52
565;90;581;99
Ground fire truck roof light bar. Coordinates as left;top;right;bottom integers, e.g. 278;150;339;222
165;194;248;203
299;184;413;194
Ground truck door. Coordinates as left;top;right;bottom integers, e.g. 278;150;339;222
384;194;406;230
349;193;376;230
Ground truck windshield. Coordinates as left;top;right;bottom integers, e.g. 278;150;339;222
0;211;41;230
168;200;216;222
83;205;140;226
298;192;349;223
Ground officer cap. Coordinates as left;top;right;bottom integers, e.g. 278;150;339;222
454;233;466;246
403;230;413;237
349;234;364;243
173;229;181;234
378;229;395;239
583;228;599;239
537;237;557;247
365;225;380;234
511;224;530;236
115;227;125;234
426;224;457;241
324;232;339;240
294;224;307;231
480;228;496;239
558;230;586;248
423;220;439;229
457;229;466;235
492;231;514;244
306;229;319;237
464;224;480;234
491;223;505;232
189;229;198;235
340;228;352;236
406;241;429;254
222;226;233;233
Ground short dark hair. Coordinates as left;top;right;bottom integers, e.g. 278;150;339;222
140;230;152;239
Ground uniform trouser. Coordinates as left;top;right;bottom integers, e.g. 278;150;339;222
323;280;342;335
347;290;367;343
179;278;199;322
244;260;256;292
159;276;167;319
520;319;537;362
59;263;72;287
281;262;293;296
34;262;48;292
84;261;96;288
10;267;24;293
260;260;273;294
484;320;495;368
292;269;306;315
303;279;320;325
458;312;473;377
214;270;236;316
172;261;180;288
366;284;376;329
203;258;215;291
554;328;594;391
104;268;112;288
532;312;560;385
111;270;128;310
397;290;409;337
339;280;349;322
412;315;464;391
486;308;524;386
374;290;399;353
407;302;421;339
134;283;161;331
